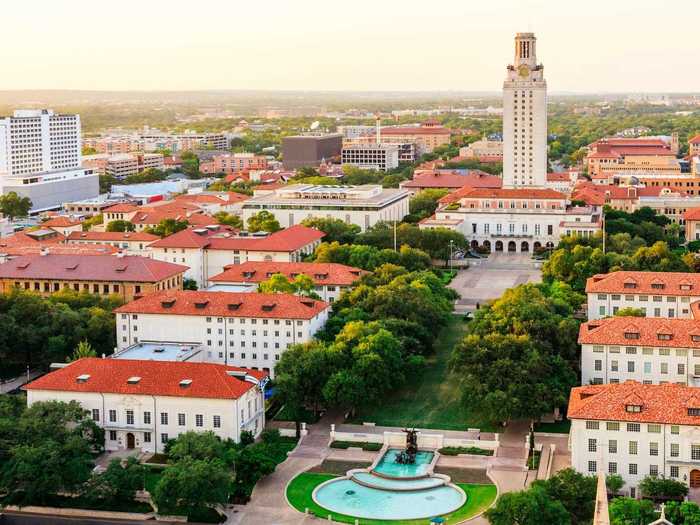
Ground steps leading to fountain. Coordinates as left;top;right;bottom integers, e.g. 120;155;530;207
351;472;446;492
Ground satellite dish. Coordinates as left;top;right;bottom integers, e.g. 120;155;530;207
309;121;320;130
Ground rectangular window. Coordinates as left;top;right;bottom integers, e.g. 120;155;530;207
627;423;641;432
649;464;659;476
109;409;117;422
649;442;659;456
692;445;700;460
144;411;151;425
608;462;617;474
144;432;151;443
628;361;635;373
608;439;617;454
178;413;186;426
160;412;168;425
195;414;203;427
126;410;134;425
671;465;680;478
586;421;599;430
588;460;597;473
91;409;100;421
607;422;620;431
611;360;619;372
671;443;680;457
213;415;221;428
629;441;638;455
647;424;661;433
161;433;169;444
629;463;638;475
588;439;597;453
671;425;680;435
109;430;117;441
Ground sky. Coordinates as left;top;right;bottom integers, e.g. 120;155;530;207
2;0;697;93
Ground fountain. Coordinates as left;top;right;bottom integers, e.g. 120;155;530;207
394;428;418;464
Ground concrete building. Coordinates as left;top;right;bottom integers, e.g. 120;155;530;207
586;271;700;320
282;134;343;170
337;125;375;139
378;122;451;156
24;358;267;452
502;33;548;188
66;231;159;255
569;382;700;497
0;109;99;212
199;153;268;175
240;184;410;232
459;138;504;162
114;290;330;375
0;253;186;302
579;316;700;386
148;224;325;288
341;143;400;172
208;261;366;302
586;138;679;178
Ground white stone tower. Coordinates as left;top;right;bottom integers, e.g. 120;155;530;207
502;32;548;188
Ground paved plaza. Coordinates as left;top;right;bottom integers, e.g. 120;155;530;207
450;254;542;315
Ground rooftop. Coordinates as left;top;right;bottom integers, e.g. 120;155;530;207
579;316;700;349
114;290;329;319
67;231;159;242
586;271;700;296
210;261;366;286
24;358;266;400
112;342;203;362
401;171;501;190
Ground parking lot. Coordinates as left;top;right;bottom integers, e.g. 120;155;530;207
449;253;542;315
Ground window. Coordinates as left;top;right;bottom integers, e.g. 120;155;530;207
213;415;221;428
671;443;680;457
671;425;680;435
588;460;597;473
671;465;680;478
594;360;602;371
144;411;151;424
126;410;134;425
692;445;700;461
627;361;635;373
161;433;169;444
588;439;597;453
178;413;186;426
609;439;617;453
586;421;599;430
649;442;658;456
629;463;638;475
109;430;117;441
648;424;661;433
649;465;659;476
91;409;99;422
629;441;638;455
607;422;620;431
608;462;617;474
160;412;168;425
144;432;151;443
109;409;117;422
611;360;619;372
661;363;669;374
679;363;686;375
195;414;203;427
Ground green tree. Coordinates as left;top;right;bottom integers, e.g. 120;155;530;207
407;189;449;222
146;218;189;237
608;497;657;525
247;210;281;233
639;475;689;499
214;211;243;229
153;458;230;515
531;468;596;524
167;431;228;464
183;278;198;290
69;340;97;361
231;443;277;501
300;217;360;244
665;501;700;525
84;456;145;506
606;474;624;496
485;486;571;525
82;214;104;231
614;307;645;317
106;220;135;233
258;273;321;299
0;192;32;220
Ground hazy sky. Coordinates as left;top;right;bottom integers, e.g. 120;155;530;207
3;0;696;93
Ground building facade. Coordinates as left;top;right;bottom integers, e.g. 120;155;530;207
341;143;400;172
282;134;343;170
569;382;700;497
0;109;98;212
24;358;267;452
114;290;330;375
586;271;700;320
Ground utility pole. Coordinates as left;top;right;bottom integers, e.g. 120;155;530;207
449;240;454;271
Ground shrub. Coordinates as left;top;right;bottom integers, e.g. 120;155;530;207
639;475;688;500
438;446;494;456
329;440;382;451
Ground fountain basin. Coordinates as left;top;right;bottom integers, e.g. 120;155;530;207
372;448;435;478
351;471;446;491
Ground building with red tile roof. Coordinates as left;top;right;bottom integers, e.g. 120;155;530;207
0;243;118;262
400;170;501;194
41;216;83;237
586;137;679;178
569;380;700;495
66;231;159;255
24;357;267;452
114;290;330;376
0;253;187;301
147;225;325;288
209;261;366;301
586;271;700;320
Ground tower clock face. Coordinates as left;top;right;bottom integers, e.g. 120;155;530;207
518;65;530;77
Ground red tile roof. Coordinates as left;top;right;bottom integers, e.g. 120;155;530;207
42;217;82;228
586;271;700;296
0;244;118;257
210;262;366;286
547;172;571;182
67;231;160;242
579;316;700;349
568;381;700;426
683;208;700;221
114;290;329;319
380;127;451;136
402;171;501;190
24;358;265;400
0;230;65;247
130;209;215;227
451;187;566;200
0;254;187;282
104;203;139;213
175;192;248;205
150;225;324;252
689;135;700;145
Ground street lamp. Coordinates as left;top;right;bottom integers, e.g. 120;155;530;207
449;240;454;272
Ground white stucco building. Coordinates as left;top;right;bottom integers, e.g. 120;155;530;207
579;316;700;386
586;271;700;320
0;109;99;212
148;224;325;288
114;289;330;376
569;382;700;497
24;358;267;453
341;143;400;171
240;185;410;232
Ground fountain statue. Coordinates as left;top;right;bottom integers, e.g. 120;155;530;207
395;428;418;464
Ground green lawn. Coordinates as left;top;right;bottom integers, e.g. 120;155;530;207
349;316;497;432
286;472;497;525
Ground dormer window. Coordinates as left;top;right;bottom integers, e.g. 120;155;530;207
625;404;642;413
657;333;672;341
161;298;176;308
228;302;242;311
194;300;209;309
623;282;637;289
689;408;700;416
624;331;640;340
243;271;255;278
262;303;276;312
680;284;693;291
76;374;91;383
692;335;700;342
651;283;665;290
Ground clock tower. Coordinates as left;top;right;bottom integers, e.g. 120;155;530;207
502;32;547;188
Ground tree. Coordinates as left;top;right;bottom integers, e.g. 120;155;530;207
84;456;145;506
214;211;243;229
167;431;227;464
301;217;360;244
82;214;104;231
614;307;645;317
69;340;97;361
231;443;277;500
531;468;596;524
258;273;321;299
639;475;689;500
106;220;135;233
247;210;281;233
608;497;657;525
665;501;700;525
0;192;32;220
606;474;624;496
146;218;189;237
183;278;198;291
485;486;571;525
407;189;449;222
152;458;230;515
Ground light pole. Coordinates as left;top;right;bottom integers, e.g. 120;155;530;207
449;240;454;272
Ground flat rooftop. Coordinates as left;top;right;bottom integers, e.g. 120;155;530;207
111;342;203;362
242;184;409;208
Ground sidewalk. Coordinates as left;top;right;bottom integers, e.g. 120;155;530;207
0;369;42;393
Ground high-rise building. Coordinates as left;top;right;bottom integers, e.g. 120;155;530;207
502;33;547;188
0;109;99;212
282;134;343;170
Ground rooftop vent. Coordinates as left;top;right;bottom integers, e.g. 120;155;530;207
16;262;30;269
228;302;243;311
76;374;91;383
115;265;128;272
127;376;141;384
161;298;176;308
192;228;208;235
65;264;79;270
226;370;247;379
179;379;192;388
261;303;276;312
194;300;209;309
301;299;315;307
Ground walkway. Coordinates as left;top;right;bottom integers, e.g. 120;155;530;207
0;370;42;394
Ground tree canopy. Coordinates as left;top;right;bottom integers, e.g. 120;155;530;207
0;192;32;220
247;210;281;233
